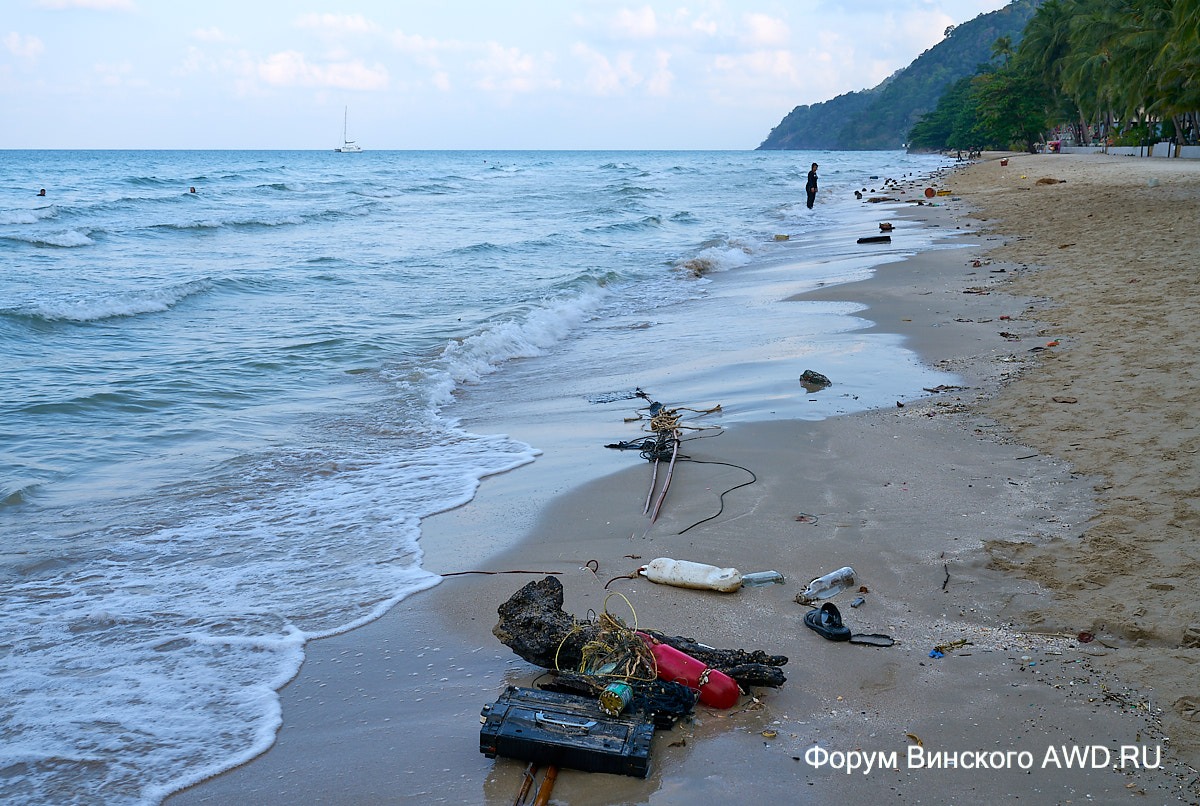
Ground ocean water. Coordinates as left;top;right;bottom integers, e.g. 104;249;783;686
0;149;960;804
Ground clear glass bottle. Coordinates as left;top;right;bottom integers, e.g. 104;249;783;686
800;566;855;600
740;570;785;587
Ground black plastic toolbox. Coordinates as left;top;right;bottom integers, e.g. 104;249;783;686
479;686;654;778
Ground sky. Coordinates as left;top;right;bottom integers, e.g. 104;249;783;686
1;0;1014;150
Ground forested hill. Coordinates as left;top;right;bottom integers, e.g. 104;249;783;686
757;0;1043;151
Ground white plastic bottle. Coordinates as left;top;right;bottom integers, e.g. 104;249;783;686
800;566;856;601
639;558;743;593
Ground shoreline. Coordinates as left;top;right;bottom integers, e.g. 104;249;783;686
169;155;1200;804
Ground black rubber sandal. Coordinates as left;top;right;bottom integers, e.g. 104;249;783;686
804;602;851;642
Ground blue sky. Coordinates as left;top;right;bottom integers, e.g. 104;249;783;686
2;0;1013;149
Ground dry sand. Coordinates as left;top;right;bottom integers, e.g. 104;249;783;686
169;154;1200;805
955;152;1200;759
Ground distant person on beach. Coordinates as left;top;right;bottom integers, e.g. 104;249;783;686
806;163;818;209
37;188;46;196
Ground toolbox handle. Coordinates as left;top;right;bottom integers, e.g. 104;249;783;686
534;711;597;732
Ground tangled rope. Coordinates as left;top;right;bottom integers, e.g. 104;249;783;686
554;592;657;683
604;391;747;527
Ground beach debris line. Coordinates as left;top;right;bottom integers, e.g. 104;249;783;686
803;601;895;647
804;602;850;641
480;686;654;779
514;762;538;805
603;389;756;533
638;557;741;592
440;568;563;577
795;565;856;603
928;638;972;659
603;391;717;522
633;558;783;591
741;570;785;587
492;576;788;689
483;576;790;788
531;764;557;805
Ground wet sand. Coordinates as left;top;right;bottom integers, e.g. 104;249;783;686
169;154;1200;804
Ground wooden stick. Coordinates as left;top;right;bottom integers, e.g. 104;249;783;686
650;433;680;523
513;763;538;806
532;765;559;806
644;454;659;515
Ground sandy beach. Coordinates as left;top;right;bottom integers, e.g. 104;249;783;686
169;153;1200;805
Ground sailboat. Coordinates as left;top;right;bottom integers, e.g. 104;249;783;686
334;107;363;153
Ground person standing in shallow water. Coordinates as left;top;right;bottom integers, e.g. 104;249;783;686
805;163;818;209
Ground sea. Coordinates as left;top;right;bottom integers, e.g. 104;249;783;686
0;149;963;805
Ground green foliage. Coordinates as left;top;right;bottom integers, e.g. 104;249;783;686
758;0;1045;150
909;0;1200;152
907;76;977;150
1112;123;1152;145
969;67;1054;150
908;63;1053;152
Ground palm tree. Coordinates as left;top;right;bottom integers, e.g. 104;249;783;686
1016;0;1081;138
1156;0;1200;141
1060;0;1128;138
992;35;1015;66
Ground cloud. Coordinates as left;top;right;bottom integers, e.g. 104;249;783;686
613;6;658;38
571;43;640;96
191;27;230;44
597;6;715;43
646;50;673;96
257;51;389;90
713;49;801;85
35;0;134;9
743;13;789;47
294;13;378;35
4;32;45;60
389;29;467;73
471;42;557;93
94;60;134;87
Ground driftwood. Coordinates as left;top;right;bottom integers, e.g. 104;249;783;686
492;576;788;688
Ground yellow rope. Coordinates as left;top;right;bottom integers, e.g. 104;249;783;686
648;409;682;432
550;591;657;683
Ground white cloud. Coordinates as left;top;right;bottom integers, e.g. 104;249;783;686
191;27;230;44
389;29;467;74
472;42;557;93
646;49;672;96
691;14;719;37
257;51;389;90
36;0;134;9
94;60;135;87
4;32;45;60
572;43;640;96
294;13;378;35
743;13;789;47
600;6;715;43
613;6;658;38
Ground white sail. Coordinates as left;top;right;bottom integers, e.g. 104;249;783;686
334;107;363;152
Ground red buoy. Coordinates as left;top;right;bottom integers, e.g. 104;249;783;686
637;632;740;709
